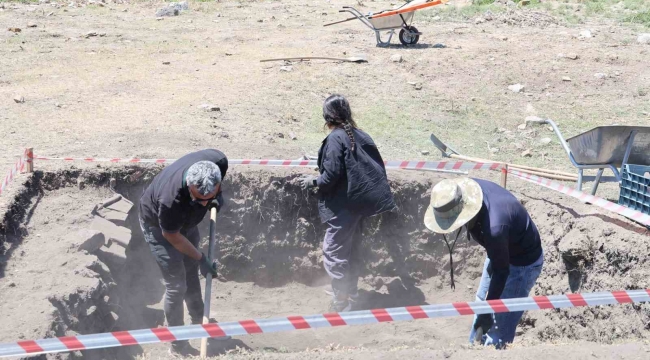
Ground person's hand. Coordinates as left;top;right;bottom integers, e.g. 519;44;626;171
473;313;494;334
299;175;318;190
199;253;218;278
208;193;223;213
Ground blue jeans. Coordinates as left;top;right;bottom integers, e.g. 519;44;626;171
468;252;544;348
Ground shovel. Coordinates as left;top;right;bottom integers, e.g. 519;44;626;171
260;55;368;63
429;133;578;181
200;205;225;358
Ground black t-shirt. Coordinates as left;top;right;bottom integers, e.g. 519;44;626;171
139;149;228;233
468;178;542;300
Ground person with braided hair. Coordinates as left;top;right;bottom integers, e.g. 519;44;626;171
300;94;396;312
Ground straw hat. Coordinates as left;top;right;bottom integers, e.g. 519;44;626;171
424;178;484;234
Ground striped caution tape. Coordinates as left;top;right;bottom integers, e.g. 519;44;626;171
509;169;650;227
0;150;28;197
0;289;648;358
21;153;650;227
31;155;502;171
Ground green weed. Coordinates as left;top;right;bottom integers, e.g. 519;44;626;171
623;10;650;27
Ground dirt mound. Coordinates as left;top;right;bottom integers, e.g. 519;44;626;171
514;186;650;344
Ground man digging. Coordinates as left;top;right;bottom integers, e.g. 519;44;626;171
138;149;229;356
424;177;544;349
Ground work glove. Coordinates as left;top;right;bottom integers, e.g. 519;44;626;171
473;313;494;335
199;253;218;278
299;175;318;190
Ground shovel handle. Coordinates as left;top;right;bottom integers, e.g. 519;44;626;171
200;207;218;358
448;154;577;180
323;16;358;26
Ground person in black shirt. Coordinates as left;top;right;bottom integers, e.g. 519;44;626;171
300;94;396;312
424;177;543;348
138;149;229;355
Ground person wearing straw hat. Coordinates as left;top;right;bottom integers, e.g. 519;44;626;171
424;177;543;349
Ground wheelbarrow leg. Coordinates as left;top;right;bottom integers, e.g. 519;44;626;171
375;29;394;47
591;168;604;195
577;169;584;192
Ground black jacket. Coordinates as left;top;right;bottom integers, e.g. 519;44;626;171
316;128;396;223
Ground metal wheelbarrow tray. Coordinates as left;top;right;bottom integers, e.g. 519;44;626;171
528;118;650;195
324;0;447;46
566;126;650;167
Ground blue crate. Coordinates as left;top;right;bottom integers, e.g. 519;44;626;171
618;164;650;215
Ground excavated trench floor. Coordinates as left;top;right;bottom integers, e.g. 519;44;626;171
1;166;649;359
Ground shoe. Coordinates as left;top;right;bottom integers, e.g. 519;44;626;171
324;286;359;300
328;299;352;312
168;341;199;357
191;317;231;341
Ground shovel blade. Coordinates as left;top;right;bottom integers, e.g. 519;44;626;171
429;133;459;157
346;55;367;63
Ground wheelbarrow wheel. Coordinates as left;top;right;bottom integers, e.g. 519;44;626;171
399;26;419;46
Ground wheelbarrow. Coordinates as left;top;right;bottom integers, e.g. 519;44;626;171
526;118;650;195
324;0;447;46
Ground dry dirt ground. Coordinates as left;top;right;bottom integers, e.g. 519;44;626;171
1;0;649;171
1;0;650;359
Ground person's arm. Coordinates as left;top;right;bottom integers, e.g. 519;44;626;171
485;225;511;301
162;231;202;260
214;154;227;207
158;204;202;260
215;154;228;180
316;136;345;192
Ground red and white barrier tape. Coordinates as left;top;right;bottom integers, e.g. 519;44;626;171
31;155;501;171
0;288;648;358
18;153;650;226
0;150;28;197
509;169;650;227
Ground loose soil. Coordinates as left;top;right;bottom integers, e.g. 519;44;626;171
1;167;649;359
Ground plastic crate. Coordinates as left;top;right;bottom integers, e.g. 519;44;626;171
618;164;650;215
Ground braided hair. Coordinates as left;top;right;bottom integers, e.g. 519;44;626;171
323;94;358;151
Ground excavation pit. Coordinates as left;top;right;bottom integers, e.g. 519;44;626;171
1;166;649;359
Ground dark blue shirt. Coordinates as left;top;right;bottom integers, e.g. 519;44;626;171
468;178;542;300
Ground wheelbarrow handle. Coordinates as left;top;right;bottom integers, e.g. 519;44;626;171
525;118;546;125
525;118;573;162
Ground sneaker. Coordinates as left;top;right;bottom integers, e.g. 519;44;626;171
168;341;199;357
191;317;231;341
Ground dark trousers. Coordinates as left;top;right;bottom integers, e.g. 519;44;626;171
322;209;365;297
139;218;204;329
